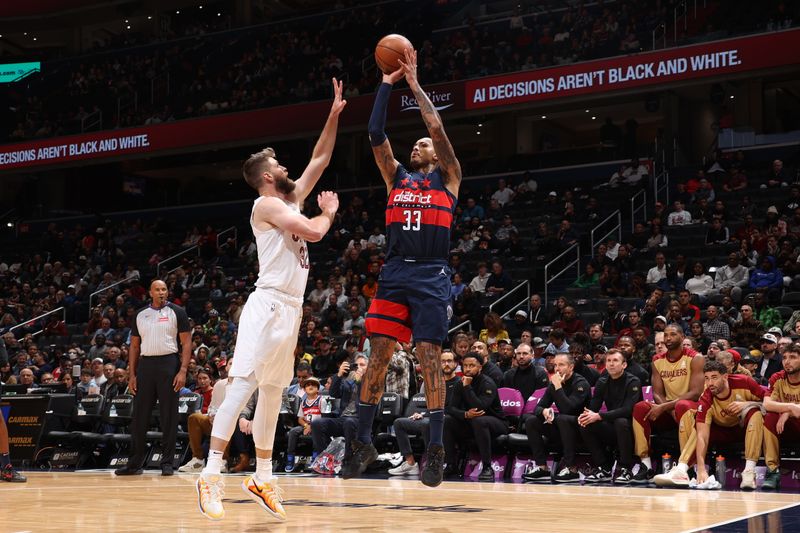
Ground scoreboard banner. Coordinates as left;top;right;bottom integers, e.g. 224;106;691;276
0;29;798;171
465;29;800;110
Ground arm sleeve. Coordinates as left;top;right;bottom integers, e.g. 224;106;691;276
589;378;606;413
446;383;466;419
747;376;766;399
174;305;191;333
462;380;498;412
533;387;554;417
552;379;591;414
368;83;392;146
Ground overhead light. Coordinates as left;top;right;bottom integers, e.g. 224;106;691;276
199;5;203;9
476;131;481;135
591;116;596;120
217;12;222;16
175;9;180;14
126;25;131;29
23;32;27;36
32;37;37;41
541;115;546;119
6;222;13;228
124;19;129;23
478;123;483;127
584;109;589;113
147;15;152;20
729;95;735;99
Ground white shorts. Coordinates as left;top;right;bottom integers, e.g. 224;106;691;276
229;288;302;387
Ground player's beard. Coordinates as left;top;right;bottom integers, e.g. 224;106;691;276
275;175;296;194
787;366;800;375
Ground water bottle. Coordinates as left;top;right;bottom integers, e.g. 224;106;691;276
715;455;726;488
661;453;672;474
109;403;118;417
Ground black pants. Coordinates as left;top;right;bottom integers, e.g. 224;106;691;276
311;416;358;456
393;417;430;458
129;354;180;469
524;414;563;465
555;415;580;467
579;418;634;469
444;414;508;467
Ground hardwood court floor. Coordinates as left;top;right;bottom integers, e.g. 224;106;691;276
2;472;800;533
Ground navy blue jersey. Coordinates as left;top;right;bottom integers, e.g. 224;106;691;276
384;164;457;261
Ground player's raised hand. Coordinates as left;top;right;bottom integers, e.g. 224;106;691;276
317;191;339;214
397;48;418;87
382;67;405;85
330;77;347;116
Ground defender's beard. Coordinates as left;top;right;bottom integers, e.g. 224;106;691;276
275;175;296;194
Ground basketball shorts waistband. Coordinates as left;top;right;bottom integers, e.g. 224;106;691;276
256;287;303;308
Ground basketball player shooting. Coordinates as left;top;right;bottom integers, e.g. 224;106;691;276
195;78;345;521
343;47;462;487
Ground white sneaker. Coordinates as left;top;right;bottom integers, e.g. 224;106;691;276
388;461;420;476
179;457;205;473
653;466;690;488
242;475;286;521
196;473;225;521
740;469;756;490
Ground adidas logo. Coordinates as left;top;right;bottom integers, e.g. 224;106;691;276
501;400;522;407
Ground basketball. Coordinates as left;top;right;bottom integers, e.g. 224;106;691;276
375;34;413;74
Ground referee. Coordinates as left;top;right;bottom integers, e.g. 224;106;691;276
115;279;191;476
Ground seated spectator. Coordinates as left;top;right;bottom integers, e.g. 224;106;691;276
705;218;730;245
616;336;651;385
478;312;510;347
502;343;549;401
460;198;485;222
386;346;414;400
551;306;585;339
521;353;591;483
646;252;669;289
687;321;712;354
506;310;530;342
574;349;641;483
601;299;625;335
756;334;783;384
556;219;579;247
76;368;97;395
765;159;788;189
311;356;365;464
284;377;323;472
685;262;715;303
468;262;490;295
716;349;751;377
747;256;784;306
752;293;783;331
599;266;626;298
443;351;508;482
667;201;692;226
528;294;551;329
485;261;513;299
733;305;765;350
646;223;668;251
617;309;650;340
703;305;731;341
389;350;461;477
571;263;599;288
677;290;701;324
491;179;515;206
714;253;749;303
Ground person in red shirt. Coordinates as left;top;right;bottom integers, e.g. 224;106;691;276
551;306;585;339
677;290;700;324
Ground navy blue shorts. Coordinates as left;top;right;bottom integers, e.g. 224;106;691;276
365;259;451;344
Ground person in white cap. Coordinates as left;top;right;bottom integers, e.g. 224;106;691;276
758;333;783;383
507;310;530;341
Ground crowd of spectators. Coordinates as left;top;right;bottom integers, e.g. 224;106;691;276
4;0;797;143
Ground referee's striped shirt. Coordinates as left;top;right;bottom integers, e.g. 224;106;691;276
131;302;190;356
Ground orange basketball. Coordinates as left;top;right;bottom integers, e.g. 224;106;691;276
375;34;413;74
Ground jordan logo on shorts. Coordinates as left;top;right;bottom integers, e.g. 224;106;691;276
439;267;447;276
270;303;276;312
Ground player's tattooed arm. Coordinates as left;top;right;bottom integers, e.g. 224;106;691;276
401;49;462;187
359;336;396;404
371;140;399;194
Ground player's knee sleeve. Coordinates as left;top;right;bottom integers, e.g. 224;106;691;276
210;374;258;442
252;384;284;451
632;401;649;422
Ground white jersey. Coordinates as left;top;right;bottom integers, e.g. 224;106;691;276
252;196;310;298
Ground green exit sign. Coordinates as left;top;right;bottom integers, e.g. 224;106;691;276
0;62;40;83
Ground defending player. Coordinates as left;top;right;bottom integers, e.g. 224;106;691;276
630;325;703;483
763;343;800;490
195;78;345;521
344;48;462;487
654;360;765;489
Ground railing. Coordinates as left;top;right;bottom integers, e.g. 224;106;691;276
630;189;648;231
654;170;670;207
448;319;472;335
81;109;102;132
8;307;66;338
651;23;667;50
150;71;170;105
590;210;621;254
489;280;530;320
88;274;140;316
156;245;200;279
217;226;238;250
117;88;138;124
544;243;580;307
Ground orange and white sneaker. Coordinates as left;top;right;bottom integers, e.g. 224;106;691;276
196;473;225;521
242;475;286;521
